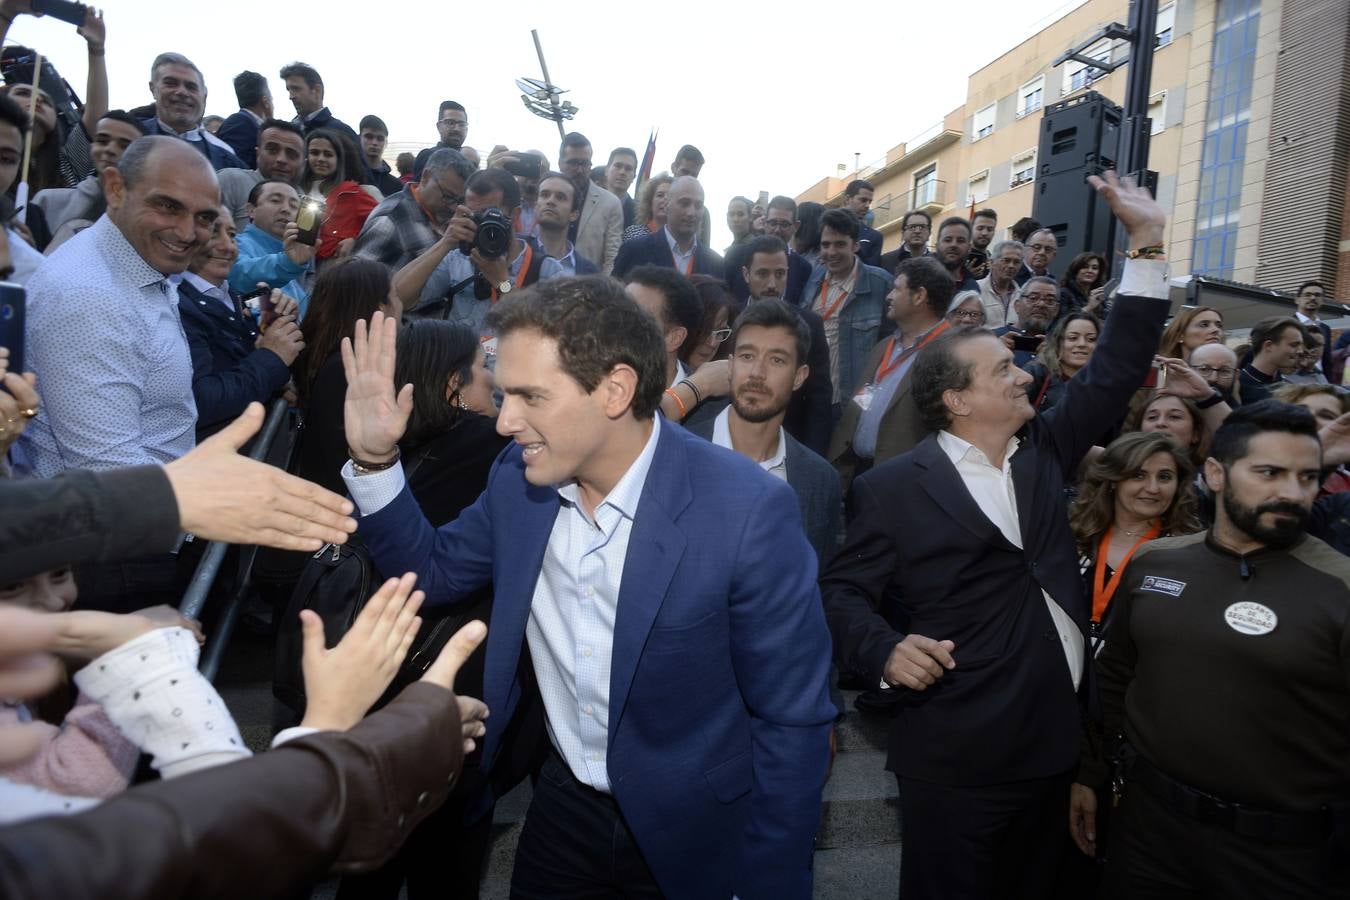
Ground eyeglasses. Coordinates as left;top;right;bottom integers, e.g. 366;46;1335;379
560;157;592;170
710;328;732;344
424;177;465;209
949;309;985;322
437;118;468;129
1028;243;1057;253
1021;294;1060;306
904;223;929;232
1191;365;1235;377
765;219;795;231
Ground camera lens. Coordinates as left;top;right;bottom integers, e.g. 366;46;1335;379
475;208;513;258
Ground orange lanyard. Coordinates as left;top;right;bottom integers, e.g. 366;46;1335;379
1092;523;1161;622
817;275;852;322
683;252;695;276
410;185;440;227
875;320;951;382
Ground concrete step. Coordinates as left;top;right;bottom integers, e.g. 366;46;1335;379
812;844;900;899
820;749;900;849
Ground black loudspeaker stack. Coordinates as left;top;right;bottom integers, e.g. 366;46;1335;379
1031;91;1122;277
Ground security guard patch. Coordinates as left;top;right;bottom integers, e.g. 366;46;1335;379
1139;576;1186;597
1224;602;1278;636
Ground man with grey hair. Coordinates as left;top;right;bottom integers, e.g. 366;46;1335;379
19;136;222;611
352;148;476;272
139;53;246;171
1018;227;1058;286
978;239;1023;327
995;275;1061;366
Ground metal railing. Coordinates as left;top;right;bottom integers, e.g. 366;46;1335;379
179;398;294;681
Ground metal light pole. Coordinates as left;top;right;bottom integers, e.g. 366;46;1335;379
517;30;578;139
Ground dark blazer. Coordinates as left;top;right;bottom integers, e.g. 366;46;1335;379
177;280;291;440
828;330;931;493
685;415;844;567
611;230;724;280
1305;318;1333;376
821;294;1168;786
0;465;179;582
0;683;465;900
878;244;930;276
215;110;260;169
138;117;248;172
355;419;835;898
856;224;884;268
724;243;812;305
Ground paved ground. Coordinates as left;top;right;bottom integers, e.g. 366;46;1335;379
217;630;902;899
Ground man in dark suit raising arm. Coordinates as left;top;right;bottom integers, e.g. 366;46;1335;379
820;172;1171;900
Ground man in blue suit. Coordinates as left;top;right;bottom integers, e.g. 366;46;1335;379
612;176;724;279
340;277;835;899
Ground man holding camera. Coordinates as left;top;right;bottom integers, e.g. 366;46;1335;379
390;168;568;331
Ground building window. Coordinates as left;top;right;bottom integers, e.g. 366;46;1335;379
1063;40;1112;95
913;165;939;206
967;170;990;205
1190;0;1259;278
1148;91;1168;135
1010;151;1036;189
973;104;996;140
1156;3;1176;48
1019;76;1045;117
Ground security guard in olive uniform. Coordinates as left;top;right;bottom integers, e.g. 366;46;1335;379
1073;402;1350;898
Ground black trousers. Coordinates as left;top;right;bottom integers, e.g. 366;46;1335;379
1104;780;1349;899
510;752;662;899
897;770;1072;900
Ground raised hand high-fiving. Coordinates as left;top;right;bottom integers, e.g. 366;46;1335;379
342;310;412;464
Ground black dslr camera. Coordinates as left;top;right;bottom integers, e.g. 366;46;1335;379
460;208;513;258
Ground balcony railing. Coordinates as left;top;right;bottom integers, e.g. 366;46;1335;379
872;179;950;229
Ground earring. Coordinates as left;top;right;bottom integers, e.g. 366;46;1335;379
453;392;469;411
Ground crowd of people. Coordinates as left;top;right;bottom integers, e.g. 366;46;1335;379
0;5;1348;899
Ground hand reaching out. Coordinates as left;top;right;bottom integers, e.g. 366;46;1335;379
421;620;489;754
342;311;411;463
298;573;425;732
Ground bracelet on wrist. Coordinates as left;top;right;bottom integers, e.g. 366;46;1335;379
88;46;105;56
663;387;688;419
679;378;702;405
349;446;400;474
1126;244;1167;260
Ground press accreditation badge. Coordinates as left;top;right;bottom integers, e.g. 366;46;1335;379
853;383;878;412
1224;602;1277;636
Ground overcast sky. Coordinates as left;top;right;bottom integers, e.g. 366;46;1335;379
7;0;1087;249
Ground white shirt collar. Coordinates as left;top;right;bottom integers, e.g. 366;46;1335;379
936;430;1020;472
663;225;697;256
176;271;234;309
556;419;661;521
712;406;786;473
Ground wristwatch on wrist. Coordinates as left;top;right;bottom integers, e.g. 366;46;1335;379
497;280;513;295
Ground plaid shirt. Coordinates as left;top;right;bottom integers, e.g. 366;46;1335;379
351;188;440;272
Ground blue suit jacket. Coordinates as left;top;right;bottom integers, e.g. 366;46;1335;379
215;111;259;169
357;419;835;899
724;242;813;304
611;230;724;280
138;117;248;172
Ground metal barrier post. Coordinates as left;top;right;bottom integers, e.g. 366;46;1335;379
178;398;291;627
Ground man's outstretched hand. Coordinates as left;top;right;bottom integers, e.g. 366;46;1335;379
164;402;357;550
1087;170;1166;250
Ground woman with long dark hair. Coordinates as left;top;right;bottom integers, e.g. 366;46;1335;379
1058;251;1108;314
1022;311;1102;413
334;320;509;900
792;201;825;265
680;275;739;370
292;258;401;497
301;128;381;266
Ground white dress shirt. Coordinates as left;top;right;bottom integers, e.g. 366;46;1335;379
935;431;1084;690
711;406;787;482
342;421;663;793
663;225;697;275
